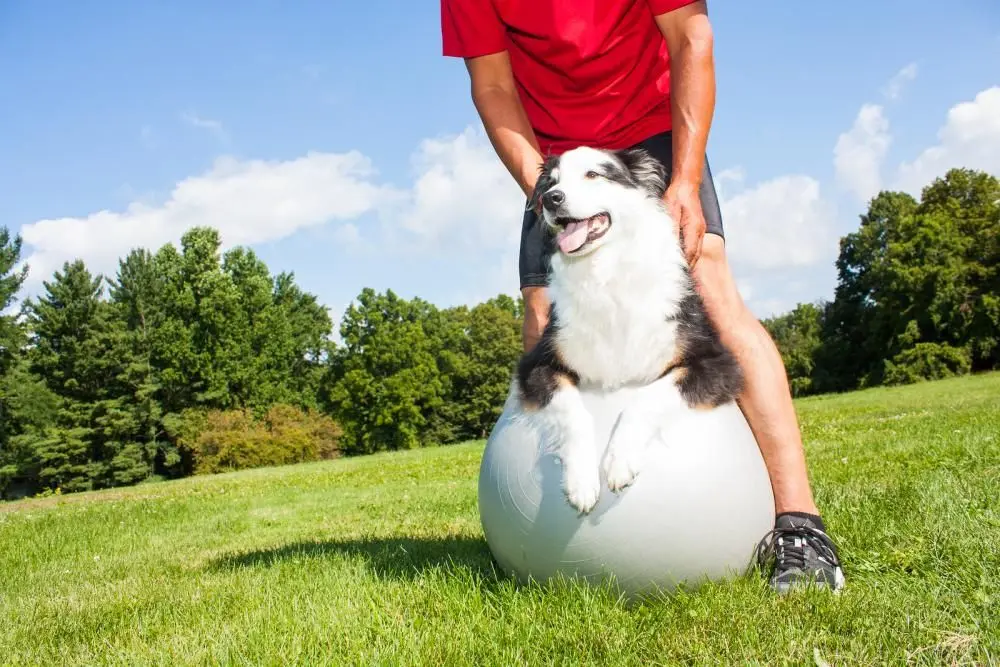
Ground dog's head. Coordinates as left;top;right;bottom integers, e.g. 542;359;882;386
527;146;668;258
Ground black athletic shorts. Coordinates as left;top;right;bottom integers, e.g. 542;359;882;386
518;130;725;289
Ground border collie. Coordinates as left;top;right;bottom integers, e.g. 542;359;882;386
515;146;744;515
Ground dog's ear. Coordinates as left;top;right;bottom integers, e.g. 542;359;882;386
616;148;668;199
526;155;560;212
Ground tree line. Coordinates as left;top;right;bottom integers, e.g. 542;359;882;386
1;166;996;499
0;224;523;499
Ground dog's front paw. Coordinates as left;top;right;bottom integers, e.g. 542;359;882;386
601;446;642;493
602;420;656;493
562;459;602;515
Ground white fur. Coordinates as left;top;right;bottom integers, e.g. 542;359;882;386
534;385;602;513
526;146;696;514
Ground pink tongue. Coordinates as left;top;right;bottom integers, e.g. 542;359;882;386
557;220;590;253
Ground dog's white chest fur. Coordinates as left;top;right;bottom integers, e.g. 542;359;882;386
548;223;688;389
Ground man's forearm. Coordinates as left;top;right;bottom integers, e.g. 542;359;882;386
471;85;545;198
661;14;716;186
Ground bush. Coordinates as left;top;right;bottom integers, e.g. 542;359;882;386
883;343;972;386
172;404;342;475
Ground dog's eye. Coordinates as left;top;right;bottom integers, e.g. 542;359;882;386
585;171;601;180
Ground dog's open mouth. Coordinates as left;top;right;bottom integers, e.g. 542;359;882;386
554;213;611;254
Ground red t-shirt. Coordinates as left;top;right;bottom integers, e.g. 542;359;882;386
441;0;696;155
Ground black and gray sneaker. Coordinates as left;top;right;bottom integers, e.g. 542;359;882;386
753;513;846;594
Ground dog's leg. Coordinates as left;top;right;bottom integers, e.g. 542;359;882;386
602;371;686;492
545;381;601;514
517;315;602;515
526;377;602;515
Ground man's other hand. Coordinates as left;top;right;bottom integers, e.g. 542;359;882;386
664;180;706;266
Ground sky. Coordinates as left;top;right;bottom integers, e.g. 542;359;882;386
1;0;999;328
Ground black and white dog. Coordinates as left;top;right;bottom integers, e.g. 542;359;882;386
516;146;744;515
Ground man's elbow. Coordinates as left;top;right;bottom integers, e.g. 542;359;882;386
465;53;518;102
470;81;517;111
678;19;713;56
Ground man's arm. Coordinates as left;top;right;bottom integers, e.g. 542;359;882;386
655;1;715;188
465;52;545;199
653;1;716;263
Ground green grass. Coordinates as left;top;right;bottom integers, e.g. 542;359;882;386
2;374;999;665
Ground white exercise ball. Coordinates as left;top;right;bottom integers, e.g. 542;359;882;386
477;385;775;597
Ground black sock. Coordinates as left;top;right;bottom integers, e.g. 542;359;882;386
777;511;826;533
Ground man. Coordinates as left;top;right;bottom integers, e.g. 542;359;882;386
441;0;845;593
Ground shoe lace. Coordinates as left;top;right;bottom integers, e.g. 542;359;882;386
751;523;842;574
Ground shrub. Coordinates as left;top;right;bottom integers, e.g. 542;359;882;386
172;404;342;475
883;342;972;386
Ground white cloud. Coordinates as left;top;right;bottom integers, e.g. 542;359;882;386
882;62;918;101
714;166;746;200
893;86;1000;194
719;171;839;271
18;151;388;292
392;125;526;252
713;166;841;319
834;103;891;203
832;64;922;204
15;126;524;303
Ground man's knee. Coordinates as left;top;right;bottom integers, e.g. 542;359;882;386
692;235;747;326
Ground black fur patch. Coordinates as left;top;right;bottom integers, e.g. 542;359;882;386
516;307;580;409
667;290;745;408
612;148;668;199
527;155;561;212
596;159;635;190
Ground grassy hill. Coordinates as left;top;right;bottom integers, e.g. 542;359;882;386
2;373;999;665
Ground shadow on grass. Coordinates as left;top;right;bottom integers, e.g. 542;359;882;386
208;535;505;584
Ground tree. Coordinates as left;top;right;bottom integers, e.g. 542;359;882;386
445;295;523;438
0;228;28;379
761;302;824;397
812;190;920;391
22;260;127;491
911;168;1000;371
221;248;332;411
0;227;57;497
1;224;344;497
324;288;448;454
801;167;998;393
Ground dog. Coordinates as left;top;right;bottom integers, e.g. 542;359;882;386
515;146;744;515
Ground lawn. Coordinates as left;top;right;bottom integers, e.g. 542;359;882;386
2;374;998;665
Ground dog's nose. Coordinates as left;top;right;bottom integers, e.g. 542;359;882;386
541;189;565;211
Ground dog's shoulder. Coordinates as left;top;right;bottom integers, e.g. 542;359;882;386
516;307;580;409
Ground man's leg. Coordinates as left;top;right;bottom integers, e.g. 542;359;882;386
630;132;843;592
692;235;844;592
635;133;820;512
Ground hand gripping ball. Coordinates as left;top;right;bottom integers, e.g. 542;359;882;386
477;385;775;597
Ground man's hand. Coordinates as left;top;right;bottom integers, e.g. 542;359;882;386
664;180;706;266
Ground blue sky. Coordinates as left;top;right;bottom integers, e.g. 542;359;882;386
2;0;998;326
